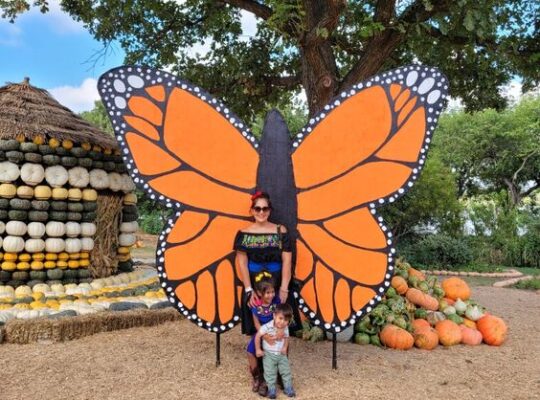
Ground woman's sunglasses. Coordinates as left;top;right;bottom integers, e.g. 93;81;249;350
252;206;271;213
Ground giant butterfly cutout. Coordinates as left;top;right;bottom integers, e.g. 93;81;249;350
98;65;448;333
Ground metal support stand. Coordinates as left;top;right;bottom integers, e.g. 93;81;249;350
216;333;221;367
332;333;337;370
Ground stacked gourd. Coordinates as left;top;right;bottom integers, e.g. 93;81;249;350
0;136;137;287
118;192;138;273
0;270;170;323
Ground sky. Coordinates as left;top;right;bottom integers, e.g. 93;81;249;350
0;1;527;114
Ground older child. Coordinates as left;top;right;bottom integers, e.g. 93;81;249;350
255;303;296;398
247;272;280;395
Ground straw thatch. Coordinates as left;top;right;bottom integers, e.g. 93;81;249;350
0;78;117;149
3;308;181;344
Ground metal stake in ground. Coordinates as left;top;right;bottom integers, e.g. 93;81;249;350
332;333;337;369
216;332;221;367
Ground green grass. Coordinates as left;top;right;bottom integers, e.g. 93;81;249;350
458;276;503;287
515;267;540;276
512;278;540;290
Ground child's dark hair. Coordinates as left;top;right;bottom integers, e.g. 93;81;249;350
251;191;272;209
254;272;274;294
274;303;293;321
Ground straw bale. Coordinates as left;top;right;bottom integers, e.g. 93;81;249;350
90;193;124;277
3;308;180;344
0;78;117;149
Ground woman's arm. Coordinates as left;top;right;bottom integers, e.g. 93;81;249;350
279;251;292;303
236;250;259;306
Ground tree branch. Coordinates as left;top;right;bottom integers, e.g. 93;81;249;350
303;0;346;45
512;150;538;184
219;0;273;20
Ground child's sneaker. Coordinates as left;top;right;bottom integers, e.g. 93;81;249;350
267;387;277;399
284;386;296;397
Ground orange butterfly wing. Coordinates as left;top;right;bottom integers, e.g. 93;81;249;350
292;66;448;332
98;67;259;332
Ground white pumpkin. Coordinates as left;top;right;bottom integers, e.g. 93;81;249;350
80;222;97;237
20;163;45;186
65;238;82;253
118;233;137;247
14;285;32;297
32;283;51;294
50;284;65;294
108;172;123;192
119;221;138;233
65;222;81;238
45;165;69;187
45;221;65;237
0;236;2;249
0;161;20;183
89;169;109;190
2;236;25;252
27;222;46;238
68;167;90;188
45;238;65;253
16;185;34;199
0;311;15;324
25;238;45;253
0;286;15;297
0;221;4;234
5;221;27;236
121;174;136;193
80;237;94;251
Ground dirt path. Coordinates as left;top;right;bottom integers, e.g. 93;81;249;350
1;286;538;400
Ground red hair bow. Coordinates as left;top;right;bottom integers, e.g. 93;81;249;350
251;191;263;201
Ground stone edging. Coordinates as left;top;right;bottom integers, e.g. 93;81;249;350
422;269;523;278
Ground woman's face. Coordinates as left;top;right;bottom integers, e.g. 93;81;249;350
251;198;271;223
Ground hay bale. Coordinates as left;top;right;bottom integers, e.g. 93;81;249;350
3;308;181;344
90;193;123;278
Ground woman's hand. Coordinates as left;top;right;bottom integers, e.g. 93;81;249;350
247;291;260;308
278;287;288;304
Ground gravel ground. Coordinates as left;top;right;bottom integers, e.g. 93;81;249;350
1;286;538;400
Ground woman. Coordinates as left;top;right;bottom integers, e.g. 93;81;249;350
234;191;295;396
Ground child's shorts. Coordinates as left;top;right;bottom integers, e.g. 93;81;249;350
246;334;257;355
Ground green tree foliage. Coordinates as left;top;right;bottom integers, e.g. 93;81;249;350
382;151;462;239
2;0;539;121
435;96;540;206
80;101;113;135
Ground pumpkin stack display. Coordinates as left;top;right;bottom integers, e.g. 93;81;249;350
346;259;508;349
0;79;139;287
117;193;138;273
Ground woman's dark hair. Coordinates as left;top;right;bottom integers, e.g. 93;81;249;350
274;303;293;321
251;191;272;209
254;273;275;294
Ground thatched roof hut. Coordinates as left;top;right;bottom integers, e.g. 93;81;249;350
0;78;117;149
0;79;136;284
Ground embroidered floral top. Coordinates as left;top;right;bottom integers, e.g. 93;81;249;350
233;230;292;264
251;297;281;325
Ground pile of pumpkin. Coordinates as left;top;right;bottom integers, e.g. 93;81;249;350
0;136;138;286
350;260;507;349
0;270;170;325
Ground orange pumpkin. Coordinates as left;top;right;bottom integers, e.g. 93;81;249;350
414;326;439;350
391;276;408;295
408;267;426;281
461;318;477;329
477;315;507;346
435;320;462;346
460;325;482;346
441;277;470;301
406;288;439;311
379;324;414;350
411;319;431;333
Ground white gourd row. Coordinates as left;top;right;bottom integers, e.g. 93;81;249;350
0;162;135;192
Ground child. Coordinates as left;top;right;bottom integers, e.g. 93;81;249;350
255;303;296;399
247;272;280;395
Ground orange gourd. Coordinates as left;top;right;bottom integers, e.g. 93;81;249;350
414;326;439;350
460;325;482;346
443;297;455;306
441;277;471;301
406;288;439;311
411;319;431;333
391;276;408;295
477;315;507;346
462;318;477;329
435;320;462;346
379;324;414;350
408;267;426;281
